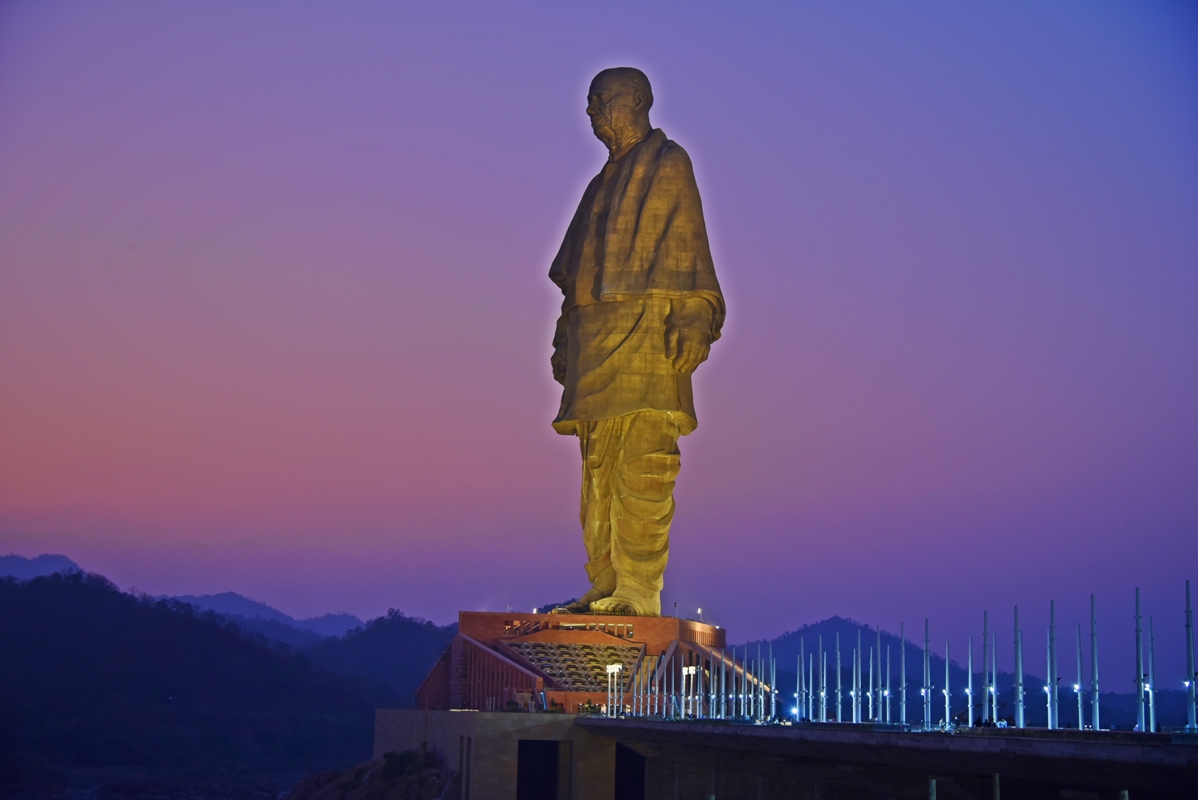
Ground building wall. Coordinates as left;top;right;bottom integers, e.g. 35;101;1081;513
375;709;616;800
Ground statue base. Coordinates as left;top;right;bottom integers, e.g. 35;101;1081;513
416;610;728;714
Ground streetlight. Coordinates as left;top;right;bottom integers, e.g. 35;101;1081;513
607;663;624;717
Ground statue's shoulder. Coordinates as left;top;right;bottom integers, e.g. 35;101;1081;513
651;131;694;171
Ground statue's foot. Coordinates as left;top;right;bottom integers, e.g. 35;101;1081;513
550;599;591;615
550;585;610;615
589;596;641;616
589;582;660;617
550;566;617;614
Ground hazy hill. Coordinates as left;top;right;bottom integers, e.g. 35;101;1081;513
171;591;363;638
213;612;329;648
0;553;81;579
0;571;396;790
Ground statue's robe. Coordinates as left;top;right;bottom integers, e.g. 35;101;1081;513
549;128;725;436
548;129;724;611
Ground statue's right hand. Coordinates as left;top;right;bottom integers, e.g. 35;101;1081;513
551;346;568;385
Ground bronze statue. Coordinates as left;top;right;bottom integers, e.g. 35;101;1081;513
549;68;725;616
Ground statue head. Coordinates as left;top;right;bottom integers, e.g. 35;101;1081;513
587;67;653;153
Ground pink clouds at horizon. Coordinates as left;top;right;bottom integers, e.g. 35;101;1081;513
1;2;1196;684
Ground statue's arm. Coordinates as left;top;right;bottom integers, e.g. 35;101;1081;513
551;313;568;384
665;297;717;375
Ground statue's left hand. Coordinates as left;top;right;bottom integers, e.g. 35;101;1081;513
665;326;711;375
551;346;568;385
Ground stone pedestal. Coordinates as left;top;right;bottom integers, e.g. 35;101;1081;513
416;611;726;714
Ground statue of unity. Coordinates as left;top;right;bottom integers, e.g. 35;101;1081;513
548;68;725;617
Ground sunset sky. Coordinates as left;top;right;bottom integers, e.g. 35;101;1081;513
2;2;1195;685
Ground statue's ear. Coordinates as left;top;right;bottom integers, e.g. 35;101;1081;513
631;90;647;113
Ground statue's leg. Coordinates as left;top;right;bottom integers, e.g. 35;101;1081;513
552;420;617;614
589;411;679;617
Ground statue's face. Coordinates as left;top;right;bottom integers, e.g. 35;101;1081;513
587;76;644;149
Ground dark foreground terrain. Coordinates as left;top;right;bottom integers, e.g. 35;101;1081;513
0;573;451;799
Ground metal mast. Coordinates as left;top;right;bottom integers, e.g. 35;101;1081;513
1136;588;1145;732
1014;606;1024;728
1076;623;1084;729
771;643;777;722
854;630;862;724
900;623;907;726
1049;600;1058;729
868;645;875;722
819;634;826;722
991;632;998;723
885;644;892;724
797;641;803;722
1148;616;1156;733
1091;595;1100;731
836;633;842;723
982;611;990;724
923;620;932;731
944;639;951;729
967;636;974;728
1045;628;1053;729
808;652;814;721
821;648;828;723
1186;580;1196;733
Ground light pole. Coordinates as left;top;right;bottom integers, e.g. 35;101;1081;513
1014;605;1024;729
1045;627;1053;729
808;652;814;721
854;630;862;724
982;611;990;725
924;617;934;732
1091;594;1100;731
821;647;828;723
869;645;875;722
1075;623;1084;729
944;639;951;730
885;644;892;724
607;663;623;717
1136;588;1145;732
1148;616;1157;733
967;636;974;728
900;623;907;726
1186;579;1196;733
774;650;780;721
836;632;843;723
796;645;803;722
991;632;998;724
1049;600;1057;729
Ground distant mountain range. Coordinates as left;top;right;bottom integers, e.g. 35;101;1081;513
170;591;364;642
1;553;457;701
0;554;364;644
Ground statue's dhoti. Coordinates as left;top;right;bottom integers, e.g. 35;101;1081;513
576;409;680;616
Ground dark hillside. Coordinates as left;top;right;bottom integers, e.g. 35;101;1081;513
306;610;457;705
0;573;397;788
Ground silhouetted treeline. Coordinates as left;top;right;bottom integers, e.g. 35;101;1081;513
306;609;457;705
0;572;398;788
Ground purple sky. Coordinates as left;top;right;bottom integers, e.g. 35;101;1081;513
1;2;1196;687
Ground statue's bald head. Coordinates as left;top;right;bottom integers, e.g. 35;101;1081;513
587;67;654;154
590;67;653;114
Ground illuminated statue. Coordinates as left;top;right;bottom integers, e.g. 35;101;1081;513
549;68;724;616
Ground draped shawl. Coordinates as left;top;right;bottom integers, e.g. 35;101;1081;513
549;129;725;339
